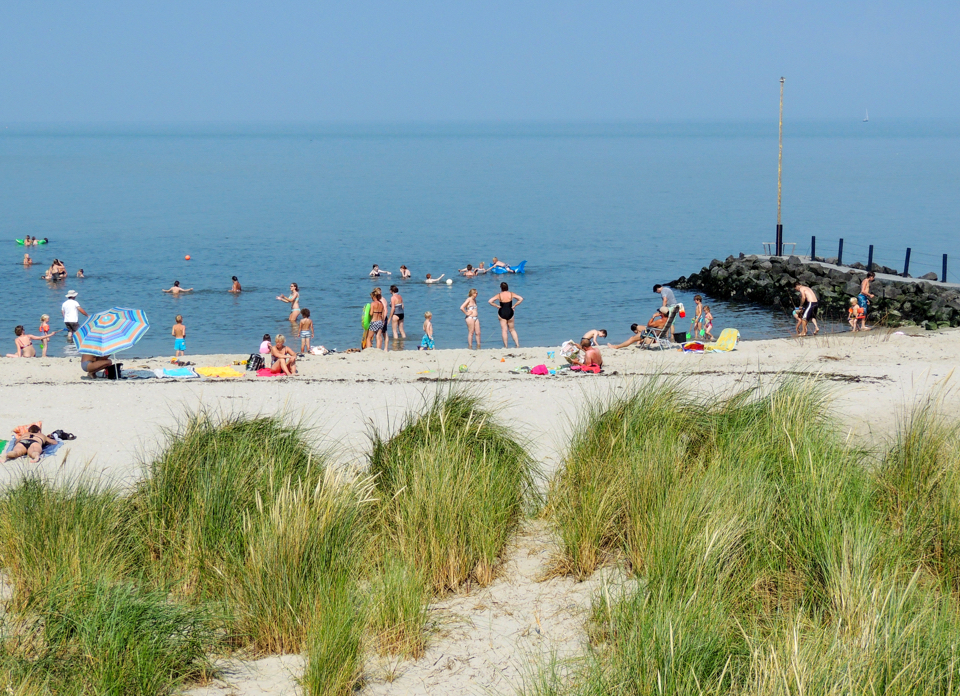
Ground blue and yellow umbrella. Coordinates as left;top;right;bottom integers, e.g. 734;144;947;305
73;307;150;356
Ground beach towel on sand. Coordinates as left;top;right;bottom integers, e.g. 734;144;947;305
125;369;157;379
257;368;284;377
195;366;244;378
162;367;199;378
705;329;740;352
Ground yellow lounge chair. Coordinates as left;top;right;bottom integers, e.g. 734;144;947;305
705;328;740;352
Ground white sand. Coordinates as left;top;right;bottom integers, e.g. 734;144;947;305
3;328;959;694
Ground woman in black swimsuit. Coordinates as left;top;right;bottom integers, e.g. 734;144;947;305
389;285;406;339
488;281;523;348
4;425;56;464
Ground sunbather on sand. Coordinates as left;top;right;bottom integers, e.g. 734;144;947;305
5;425;57;464
270;334;298;375
609;309;669;349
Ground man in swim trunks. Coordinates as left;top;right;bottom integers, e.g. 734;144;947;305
61;290;88;340
795;283;819;336
858;272;875;310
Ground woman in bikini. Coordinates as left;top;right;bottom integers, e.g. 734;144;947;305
488;282;522;348
277;283;300;323
4;424;57;464
6;325;47;358
270;334;298;375
460;288;481;349
367;290;388;350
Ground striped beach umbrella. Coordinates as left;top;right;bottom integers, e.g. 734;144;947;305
73;307;150;356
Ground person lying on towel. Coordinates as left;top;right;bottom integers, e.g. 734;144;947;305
5;425;57;464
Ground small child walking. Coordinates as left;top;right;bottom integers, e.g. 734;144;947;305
298;308;313;356
38;314;54;358
172;315;186;360
848;297;866;331
419;311;435;350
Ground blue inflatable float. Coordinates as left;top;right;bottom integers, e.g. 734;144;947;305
491;260;527;274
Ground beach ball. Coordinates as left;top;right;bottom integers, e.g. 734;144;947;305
459;364;468;373
185;255;191;261
446;278;453;285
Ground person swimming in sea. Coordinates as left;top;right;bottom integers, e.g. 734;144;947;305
162;280;194;296
230;276;241;293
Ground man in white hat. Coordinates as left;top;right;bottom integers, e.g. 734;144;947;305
61;290;88;340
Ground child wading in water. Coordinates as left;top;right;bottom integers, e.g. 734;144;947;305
172;315;186;361
298;308;313;356
419;312;435;350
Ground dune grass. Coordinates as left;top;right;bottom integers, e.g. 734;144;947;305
0;411;374;696
369;390;536;594
0;476;136;610
364;552;430;658
535;377;960;696
4;580;216;696
132;412;323;602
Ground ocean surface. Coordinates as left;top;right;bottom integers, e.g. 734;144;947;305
3;120;960;358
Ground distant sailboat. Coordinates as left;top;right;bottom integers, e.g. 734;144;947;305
863;109;869;122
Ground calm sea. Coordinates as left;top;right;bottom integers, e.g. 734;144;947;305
3;121;960;357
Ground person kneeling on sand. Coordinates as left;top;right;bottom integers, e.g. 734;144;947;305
4;424;57;464
569;338;602;368
270;334;298;375
80;353;113;377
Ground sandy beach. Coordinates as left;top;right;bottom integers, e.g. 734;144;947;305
3;329;959;694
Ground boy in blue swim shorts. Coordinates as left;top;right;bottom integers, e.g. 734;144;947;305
172;315;187;360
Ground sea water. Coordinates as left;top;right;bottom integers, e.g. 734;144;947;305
2;121;959;358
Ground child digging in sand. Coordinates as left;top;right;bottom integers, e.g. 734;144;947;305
298;308;313;356
419;312;435;350
172;315;186;361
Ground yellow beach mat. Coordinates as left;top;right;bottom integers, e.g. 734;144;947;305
705;328;740;352
195;366;245;378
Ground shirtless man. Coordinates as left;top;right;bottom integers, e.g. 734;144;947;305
570;338;603;368
858;272;875;310
581;329;608;346
795;283;819;336
162;281;194;295
609;309;669;348
459;264;477;277
425;273;445;284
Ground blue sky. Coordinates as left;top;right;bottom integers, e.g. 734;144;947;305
2;1;957;122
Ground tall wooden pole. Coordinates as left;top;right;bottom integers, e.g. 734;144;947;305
776;77;784;256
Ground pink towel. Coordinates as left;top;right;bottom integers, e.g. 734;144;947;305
530;364;549;375
257;368;282;377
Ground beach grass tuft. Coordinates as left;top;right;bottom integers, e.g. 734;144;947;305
369;389;536;593
6;580;217;696
132;411;323;602
365;552;430;658
301;583;365;696
0;476;135;610
538;377;960;695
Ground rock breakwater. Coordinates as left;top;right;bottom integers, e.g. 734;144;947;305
670;255;960;329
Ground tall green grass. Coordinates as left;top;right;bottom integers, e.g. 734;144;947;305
0;477;135;609
537;378;960;696
369;390;536;593
132;412;323;602
6;580;216;696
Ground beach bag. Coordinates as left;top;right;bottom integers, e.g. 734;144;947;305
104;363;123;380
246;354;264;371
